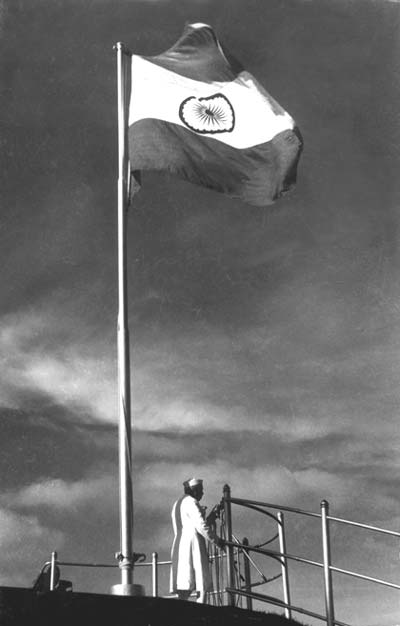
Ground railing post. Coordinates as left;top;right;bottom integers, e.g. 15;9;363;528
50;551;57;591
321;500;335;626
212;542;222;606
223;484;235;606
242;537;253;611
277;512;292;620
151;552;158;597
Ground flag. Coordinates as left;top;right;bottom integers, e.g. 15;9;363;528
128;23;302;207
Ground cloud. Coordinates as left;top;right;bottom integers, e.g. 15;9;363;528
0;507;64;586
134;459;356;514
132;455;399;555
7;474;117;513
3;459;356;556
2;300;400;462
0;473;121;589
0;310;117;422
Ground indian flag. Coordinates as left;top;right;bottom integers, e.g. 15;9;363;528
128;23;302;207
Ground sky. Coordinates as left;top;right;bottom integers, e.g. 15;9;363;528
1;0;400;624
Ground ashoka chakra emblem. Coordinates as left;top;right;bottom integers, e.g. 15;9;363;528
179;93;235;134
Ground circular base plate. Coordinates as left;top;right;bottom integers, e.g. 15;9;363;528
110;583;145;596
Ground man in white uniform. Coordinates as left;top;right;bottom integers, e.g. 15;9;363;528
170;478;223;603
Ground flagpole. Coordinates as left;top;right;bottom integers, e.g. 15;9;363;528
111;41;142;596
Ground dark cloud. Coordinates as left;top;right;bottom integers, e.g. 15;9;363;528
0;409;117;490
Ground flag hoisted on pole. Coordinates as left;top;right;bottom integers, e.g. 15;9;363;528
112;23;302;593
128;23;302;207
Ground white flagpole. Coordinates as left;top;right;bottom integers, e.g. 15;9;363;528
112;42;142;596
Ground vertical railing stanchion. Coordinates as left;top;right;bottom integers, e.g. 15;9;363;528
218;539;226;606
321;500;335;626
235;542;242;608
223;484;235;606
50;551;57;591
242;537;253;611
210;542;222;606
277;512;291;620
152;551;158;597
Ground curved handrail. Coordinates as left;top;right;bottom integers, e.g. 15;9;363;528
229;501;280;523
254;533;279;548
225;539;323;569
222;487;400;626
230;496;320;519
226;587;352;626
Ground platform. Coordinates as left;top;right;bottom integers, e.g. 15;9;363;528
0;587;303;626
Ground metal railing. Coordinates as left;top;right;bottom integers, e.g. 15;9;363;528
41;485;399;626
221;485;400;626
41;551;168;597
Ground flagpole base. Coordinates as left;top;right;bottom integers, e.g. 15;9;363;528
111;583;145;596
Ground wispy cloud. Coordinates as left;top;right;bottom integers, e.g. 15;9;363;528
0;311;116;422
7;474;116;513
2;302;400;454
